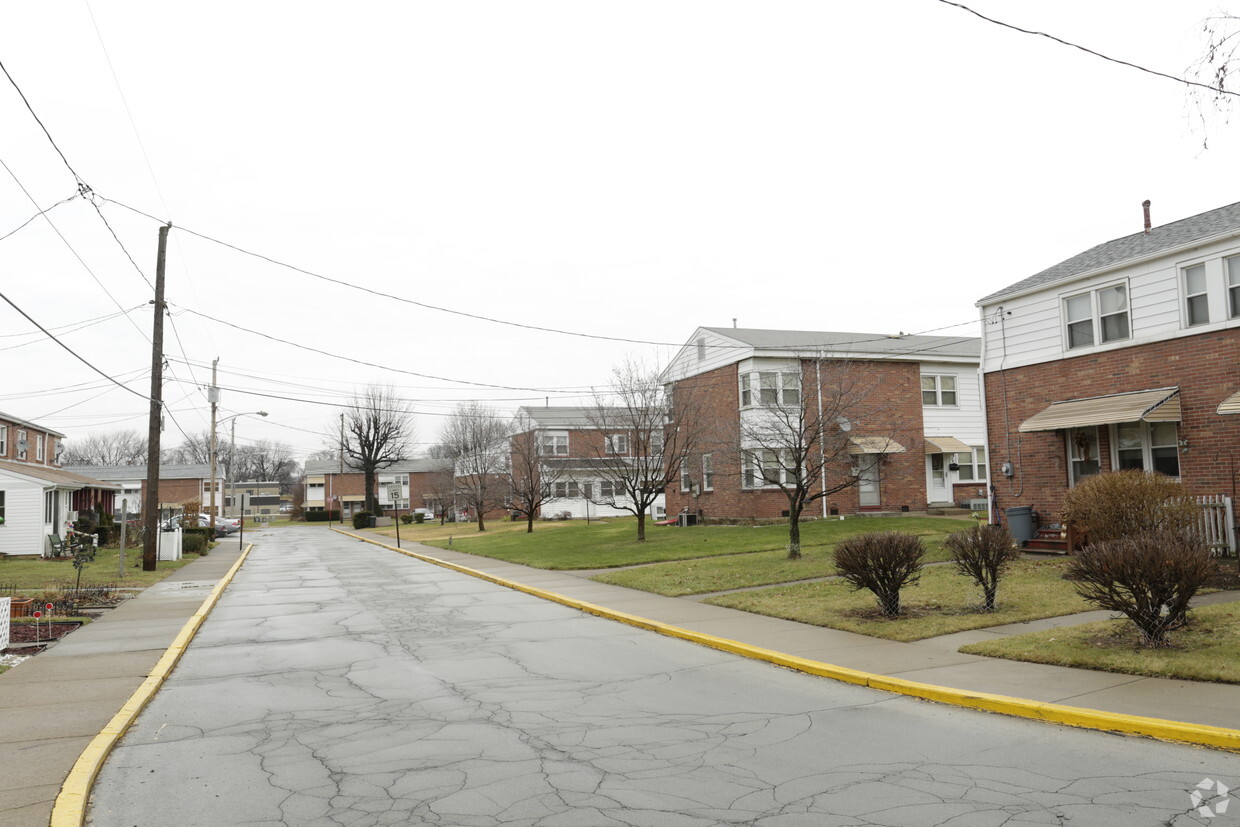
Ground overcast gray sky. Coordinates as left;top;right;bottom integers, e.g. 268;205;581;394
2;0;1237;460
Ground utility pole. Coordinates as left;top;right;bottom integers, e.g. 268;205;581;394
142;223;171;572
208;358;219;523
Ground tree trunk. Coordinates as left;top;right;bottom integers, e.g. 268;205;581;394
477;509;486;532
636;509;646;542
364;472;376;514
787;504;802;560
526;513;534;533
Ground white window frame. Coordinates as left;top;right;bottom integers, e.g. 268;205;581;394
1112;421;1180;477
553;481;580;499
679;459;690;493
599;480;617;500
955;446;987;481
1183;263;1210;327
921;375;958;407
0;425;7;456
16;430;27;461
741;449;785;489
36;434;44;462
605;433;629;456
539;433;568;456
648;430;664;457
701;453;714;491
1062;282;1131;350
739;371;801;409
1066;427;1101;487
1228;255;1240;320
0;490;5;525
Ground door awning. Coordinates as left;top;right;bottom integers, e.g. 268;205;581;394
1019;387;1180;433
340;495;366;503
848;436;906;454
924;436;973;455
1220;390;1240;415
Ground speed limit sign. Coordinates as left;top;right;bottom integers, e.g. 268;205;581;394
387;484;402;502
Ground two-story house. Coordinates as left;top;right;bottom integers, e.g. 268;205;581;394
303;457;453;520
512;406;668;521
71;463;219;520
660;327;984;519
0;413;119;557
977;200;1240;536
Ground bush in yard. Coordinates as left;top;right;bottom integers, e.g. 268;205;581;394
1066;529;1218;647
304;510;339;523
1060;470;1199;544
945;524;1020;611
351;511;373;530
833;532;925;617
400;513;413;524
413;512;425;523
182;532;206;554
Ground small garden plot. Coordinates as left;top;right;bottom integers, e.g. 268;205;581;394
704;558;1090;642
959;603;1240;684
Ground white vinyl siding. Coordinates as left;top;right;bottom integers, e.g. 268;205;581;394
1229;256;1240;319
1064;283;1129;350
921;375;957;406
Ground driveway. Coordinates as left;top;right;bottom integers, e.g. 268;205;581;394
90;528;1240;826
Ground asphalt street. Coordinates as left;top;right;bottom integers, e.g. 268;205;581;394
89;528;1240;826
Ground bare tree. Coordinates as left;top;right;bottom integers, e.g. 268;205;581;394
162;431;215;466
61;430;148;466
584;360;708;542
421;447;458;525
507;411;566;533
233;439;301;492
340;385;414;513
1187;13;1240;143
738;357;902;559
439;402;512;532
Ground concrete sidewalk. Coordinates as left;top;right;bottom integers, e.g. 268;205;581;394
0;541;245;827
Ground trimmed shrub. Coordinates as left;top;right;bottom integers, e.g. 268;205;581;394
352;511;373;530
400;513;414;524
182;532;206;554
1067;529;1218;646
833;532;925;617
1060;470;1199;544
413;512;425;524
303;510;340;523
945;524;1021;611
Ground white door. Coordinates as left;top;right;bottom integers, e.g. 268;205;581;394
857;455;881;507
927;454;948;502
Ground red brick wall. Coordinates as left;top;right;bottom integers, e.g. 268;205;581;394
665;359;928;519
984;328;1240;520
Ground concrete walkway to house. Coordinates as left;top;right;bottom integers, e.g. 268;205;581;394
3;526;1240;826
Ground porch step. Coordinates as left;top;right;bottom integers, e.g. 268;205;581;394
926;507;973;516
1024;526;1071;554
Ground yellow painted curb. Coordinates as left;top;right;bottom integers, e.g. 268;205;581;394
338;528;1240;753
49;544;254;827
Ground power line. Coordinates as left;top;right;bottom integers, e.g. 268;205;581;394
0;57;87;184
0;191;80;244
934;0;1240;98
0;288;152;402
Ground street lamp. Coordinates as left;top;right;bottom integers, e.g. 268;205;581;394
211;411;267;523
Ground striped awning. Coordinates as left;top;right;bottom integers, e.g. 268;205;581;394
924;435;973;455
306;475;325;484
340;495;366;503
848;436;906;454
1019;387;1180;433
1219;390;1240;415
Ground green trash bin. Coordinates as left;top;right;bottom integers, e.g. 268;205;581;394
1005;506;1035;545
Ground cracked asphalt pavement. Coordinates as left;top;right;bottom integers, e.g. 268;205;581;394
89;529;1240;826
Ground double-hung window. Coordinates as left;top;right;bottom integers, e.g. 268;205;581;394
921;375;957;406
741;450;783;488
1064;283;1130;349
605;434;629;455
1114;421;1180;477
1229;256;1240;319
0;491;5;525
35;434;44;462
540;434;568;456
679;459;691;493
1184;264;1210;326
16;430;27;461
553;481;580;499
739;371;801;408
955;447;987;481
599;480;616;500
701;453;714;491
0;425;7;456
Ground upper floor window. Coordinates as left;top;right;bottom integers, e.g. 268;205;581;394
956;446;987;481
605;434;629;455
0;425;7;456
921;375;957;406
1064;283;1129;349
1229;256;1240;319
1184;264;1210;327
648;430;664;457
696;337;706;361
36;434;44;462
539;434;568;456
1114;421;1179;477
701;453;714;491
739;371;800;408
16;430;27;461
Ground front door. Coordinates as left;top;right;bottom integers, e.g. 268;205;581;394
857;455;881;508
927;454;948;503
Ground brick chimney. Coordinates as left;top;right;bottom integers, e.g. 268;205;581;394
1143;199;1152;234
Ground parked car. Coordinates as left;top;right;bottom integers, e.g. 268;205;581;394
161;514;228;538
216;516;241;534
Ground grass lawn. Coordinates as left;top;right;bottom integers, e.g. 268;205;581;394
391;515;974;571
959;602;1240;683
0;546;197;591
703;558;1091;642
592;536;957;596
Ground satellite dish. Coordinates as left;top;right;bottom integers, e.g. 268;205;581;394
835;416;853;432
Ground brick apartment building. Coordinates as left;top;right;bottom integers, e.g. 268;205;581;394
978;199;1240;539
303;457;452;519
660;327;983;519
72;463;217;519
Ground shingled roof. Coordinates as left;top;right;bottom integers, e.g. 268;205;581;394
979;200;1240;304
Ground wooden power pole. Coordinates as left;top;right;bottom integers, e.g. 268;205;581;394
142;223;171;571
